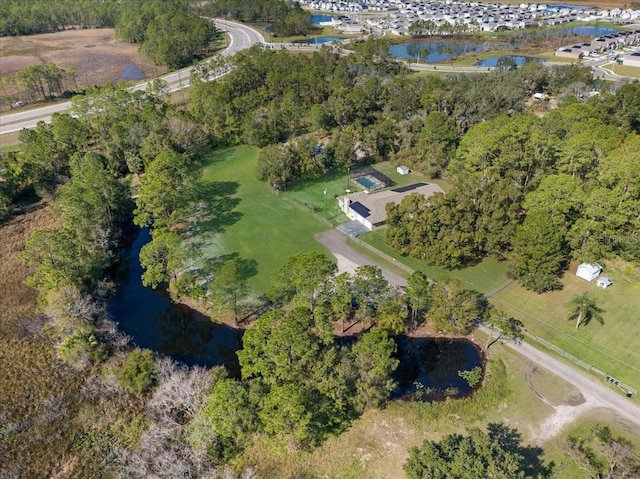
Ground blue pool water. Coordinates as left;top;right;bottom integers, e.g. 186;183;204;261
356;176;379;190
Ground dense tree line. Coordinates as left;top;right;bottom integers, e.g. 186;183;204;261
0;0;119;36
387;82;640;291
1;63;79;104
202;0;315;37
116;0;221;69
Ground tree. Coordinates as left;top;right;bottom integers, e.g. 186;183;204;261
566;293;604;330
352;328;398;411
404;425;551;479
375;296;408;334
208;259;248;324
134;150;194;228
238;308;321;387
115;348;157;394
138;229;182;288
269;252;336;311
428;281;485;335
328;272;354;334
197;378;253;458
352;265;390;327
485;309;524;350
566;425;640;479
511;209;567;293
405;271;431;329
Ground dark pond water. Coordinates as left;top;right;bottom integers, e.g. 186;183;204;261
390;39;497;62
392;336;484;402
109;228;242;373
476;55;545;67
312;14;335;24
292;36;341;44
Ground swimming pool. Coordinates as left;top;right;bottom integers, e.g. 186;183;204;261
356;175;382;191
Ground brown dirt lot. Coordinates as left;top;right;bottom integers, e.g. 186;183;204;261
0;29;166;110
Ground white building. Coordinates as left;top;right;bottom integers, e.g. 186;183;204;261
337;182;444;230
576;263;603;282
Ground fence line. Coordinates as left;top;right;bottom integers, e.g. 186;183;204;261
522;330;637;396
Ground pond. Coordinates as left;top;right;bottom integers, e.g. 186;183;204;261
392;336;484;401
475;55;545;67
292;36;342;44
312;14;335;25
390;39;498;63
109;228;242;373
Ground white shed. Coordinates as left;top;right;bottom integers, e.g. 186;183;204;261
397;166;410;175
576;263;602;282
597;277;612;289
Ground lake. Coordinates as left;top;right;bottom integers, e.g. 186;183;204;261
390;39;496;62
312;14;335;25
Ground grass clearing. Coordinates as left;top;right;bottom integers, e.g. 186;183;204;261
189;146;331;295
490;260;640;394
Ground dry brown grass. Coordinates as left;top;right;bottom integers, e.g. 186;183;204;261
0;29;166;111
0;204;57;336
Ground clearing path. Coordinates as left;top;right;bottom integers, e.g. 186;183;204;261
316;227;640;441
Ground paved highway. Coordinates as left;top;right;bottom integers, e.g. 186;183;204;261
0;19;264;135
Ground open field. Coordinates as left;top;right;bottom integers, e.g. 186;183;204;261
240;332;640;479
190;146;332;295
0;29;166;112
490;260;640;395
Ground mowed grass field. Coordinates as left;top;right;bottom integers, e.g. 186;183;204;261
490;260;640;394
192;146;331;295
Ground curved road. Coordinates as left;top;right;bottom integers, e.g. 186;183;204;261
316;228;640;439
0;19;264;135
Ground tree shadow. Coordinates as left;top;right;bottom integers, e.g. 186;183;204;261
184;180;242;242
205;252;258;282
487;422;555;478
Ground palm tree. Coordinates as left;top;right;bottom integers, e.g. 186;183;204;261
566;293;604;330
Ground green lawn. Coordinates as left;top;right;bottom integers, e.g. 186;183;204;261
490;260;640;393
189;146;331;295
358;229;511;295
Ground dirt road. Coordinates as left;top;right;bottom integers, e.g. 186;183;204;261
316;227;640;440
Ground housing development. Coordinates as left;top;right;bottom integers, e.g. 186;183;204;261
303;0;640;34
